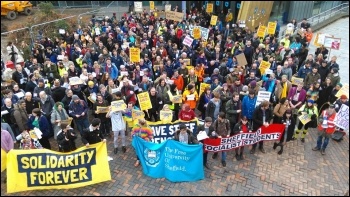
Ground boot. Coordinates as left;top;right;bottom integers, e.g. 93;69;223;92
301;130;308;142
235;154;240;161
212;152;218;159
277;144;284;155
293;129;301;140
250;147;256;154
273;142;278;150
239;153;244;160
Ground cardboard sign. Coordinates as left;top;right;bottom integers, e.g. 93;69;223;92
137;92;153;111
88;93;97;104
183;58;191;65
159;110;173;123
210;15;218;26
213;85;222;93
149;1;154;10
165;11;184;22
291;76;304;86
129;48;141;63
132;110;145;120
257;26;267;38
134;2;143;12
96;106;109;114
298;113;311;125
255;91;272;107
111;100;127;112
183;35;194;47
165;4;171;11
206;3;213;13
236;53;248;67
69;77;84;85
267;22;277;35
259;61;271;75
193;27;201;39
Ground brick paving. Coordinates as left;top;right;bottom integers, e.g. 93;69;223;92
1;128;349;196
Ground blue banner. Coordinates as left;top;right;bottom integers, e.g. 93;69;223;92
132;137;204;182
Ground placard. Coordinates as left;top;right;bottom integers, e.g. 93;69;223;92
120;71;129;76
149;1;154;10
236;53;248;67
159;110;173;123
134;2;143;12
15;92;24;99
69;77;84;85
132;110;145;120
206;3;213;13
189;26;209;40
255;91;272;107
193;27;201;39
199;83;210;97
165;11;184;22
129;48;141;63
60;117;73;126
137;92;153;111
213;85;222;93
165;4;171;11
59;29;65;34
172;95;182;104
298;113;311;125
334;104;349;130
88;93;97;104
267;22;277;35
182;35;194;47
257;25;267;38
210;15;218;26
111;100;127;112
335;83;349;98
291;76;304;85
183;58;191;65
259;61;271;75
96;106;109;114
324;37;341;50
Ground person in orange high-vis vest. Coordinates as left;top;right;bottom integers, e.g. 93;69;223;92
194;64;205;83
312;104;337;155
305;28;313;46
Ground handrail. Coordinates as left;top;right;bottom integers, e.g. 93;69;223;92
278;3;349;40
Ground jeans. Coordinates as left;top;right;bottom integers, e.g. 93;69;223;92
221;151;227;162
113;130;126;148
100;120;111;135
317;135;330;150
75;118;89;136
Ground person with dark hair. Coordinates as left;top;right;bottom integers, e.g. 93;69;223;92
27;108;52;150
93;93;111;137
273;97;290;123
57;122;77;152
273;109;296;155
69;95;89;136
197;117;214;170
174;123;198;144
164;84;181;121
294;99;318;142
226;92;242;132
232;116;253;160
212;112;230;167
82;118;106;147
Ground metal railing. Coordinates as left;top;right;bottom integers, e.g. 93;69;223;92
278;3;349;40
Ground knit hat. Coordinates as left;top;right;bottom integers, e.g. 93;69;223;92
250;80;257;88
340;95;347;99
72;95;79;101
242;85;249;92
307;99;314;104
204;117;213;122
38;78;45;83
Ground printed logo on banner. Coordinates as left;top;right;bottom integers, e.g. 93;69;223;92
225;2;229;7
144;148;161;167
216;1;220;6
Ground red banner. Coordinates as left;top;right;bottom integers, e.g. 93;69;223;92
203;124;286;152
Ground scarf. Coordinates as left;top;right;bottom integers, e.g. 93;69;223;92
281;82;288;99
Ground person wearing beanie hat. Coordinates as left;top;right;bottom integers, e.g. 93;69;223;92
68;94;89;136
294;99;319;142
174;123;198;144
182;83;198;110
273;109;296;155
82;118;106;147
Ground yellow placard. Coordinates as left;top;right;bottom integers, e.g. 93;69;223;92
213;85;222;93
1;149;7;172
335;83;349;98
6;142;111;194
298;113;311;125
132;109;145;120
137;92;153;111
206;3;213;13
60;117;73;126
96;106;109;114
210;15;218;26
160;110;173;123
130;48;141;63
183;58;191;65
185;65;193;71
291;76;304;86
193;27;201;39
199;83;210;96
259;61;271;75
257;25;267;38
149;1;154;10
172;95;183;104
267;22;277;35
111;100;127;112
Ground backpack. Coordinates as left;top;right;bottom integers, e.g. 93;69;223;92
331;130;345;142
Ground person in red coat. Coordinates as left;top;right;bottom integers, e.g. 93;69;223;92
312;104;337;155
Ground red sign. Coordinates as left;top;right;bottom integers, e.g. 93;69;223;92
331;41;340;50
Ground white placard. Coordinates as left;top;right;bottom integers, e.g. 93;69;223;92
255;91;271;107
59;29;65;34
166;80;174;85
186;94;195;101
1;110;9;116
197;131;209;141
15;92;24;99
134;2;143;12
317;33;332;45
140;71;144;76
265;69;273;75
112;88;119;94
189;26;209;40
57;55;64;60
334;104;349;130
120;71;128;76
182;35;194;47
91;72;97;77
165;4;171;11
95;28;101;35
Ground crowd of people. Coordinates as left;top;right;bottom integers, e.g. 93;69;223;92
1;5;349;175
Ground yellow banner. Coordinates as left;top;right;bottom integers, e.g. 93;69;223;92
130;48;140;63
160;110;173;123
111;100;127;112
257;25;267;38
6;142;111;193
199;83;210;97
193;27;201;39
206;3;213;13
149;1;154;10
132;109;145;120
137;92;153;111
267;22;277;35
291;76;304;86
259;61;271;75
210;15;218;26
1;149;6;172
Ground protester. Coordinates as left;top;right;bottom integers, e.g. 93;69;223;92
273;109;295;155
81;118;106;147
294;99;318;142
197;117;214;170
173;123;198;144
1;129;14;183
57;122;77;152
212;112;231;167
232;116;252;160
27;108;51;149
51;102;70;140
131;118;153;167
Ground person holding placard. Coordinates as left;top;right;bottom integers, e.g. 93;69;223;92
69;95;89;136
182;84;199;111
27;108;52;150
50;102;69;140
93;93;111;138
294;100;318;143
12;84;25;100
